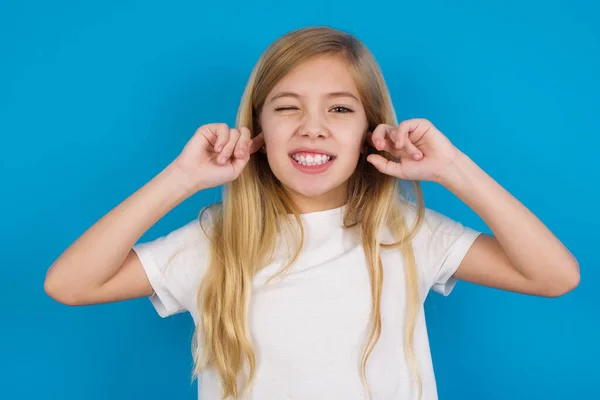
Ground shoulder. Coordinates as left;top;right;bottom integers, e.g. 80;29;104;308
162;204;220;267
132;204;221;316
399;200;476;244
397;200;481;295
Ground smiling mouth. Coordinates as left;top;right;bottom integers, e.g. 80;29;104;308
289;153;336;166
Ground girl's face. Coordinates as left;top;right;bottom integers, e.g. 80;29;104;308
259;55;369;213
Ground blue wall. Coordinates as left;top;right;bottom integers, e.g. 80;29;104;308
2;0;598;398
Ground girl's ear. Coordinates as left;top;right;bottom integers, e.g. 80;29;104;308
361;131;374;154
255;120;266;153
257;132;266;153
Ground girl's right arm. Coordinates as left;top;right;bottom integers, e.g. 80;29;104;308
44;123;262;306
44;163;198;306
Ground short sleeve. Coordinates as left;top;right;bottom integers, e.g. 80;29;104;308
132;210;213;318
405;203;481;296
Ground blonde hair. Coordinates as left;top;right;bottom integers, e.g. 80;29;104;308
193;26;426;399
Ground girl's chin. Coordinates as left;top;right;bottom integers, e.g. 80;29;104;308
281;181;347;202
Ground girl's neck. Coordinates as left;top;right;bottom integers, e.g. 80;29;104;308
286;187;347;214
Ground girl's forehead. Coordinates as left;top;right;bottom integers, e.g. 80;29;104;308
269;58;359;97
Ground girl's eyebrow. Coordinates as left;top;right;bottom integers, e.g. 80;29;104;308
267;91;360;103
327;91;360;101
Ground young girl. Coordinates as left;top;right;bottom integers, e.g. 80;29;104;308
44;26;579;400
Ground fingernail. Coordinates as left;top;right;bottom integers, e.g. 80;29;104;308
413;153;422;160
219;156;227;163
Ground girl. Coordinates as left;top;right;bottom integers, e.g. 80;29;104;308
44;26;579;400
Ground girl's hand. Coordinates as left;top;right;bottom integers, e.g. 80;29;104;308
366;118;461;183
172;123;264;193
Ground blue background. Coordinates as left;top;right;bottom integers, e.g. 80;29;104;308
2;0;598;399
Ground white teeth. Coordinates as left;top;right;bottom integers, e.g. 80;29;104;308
292;153;331;166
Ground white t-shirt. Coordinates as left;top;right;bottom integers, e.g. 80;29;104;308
132;203;481;400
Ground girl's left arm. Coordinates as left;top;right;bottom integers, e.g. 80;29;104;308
439;151;580;297
367;119;580;297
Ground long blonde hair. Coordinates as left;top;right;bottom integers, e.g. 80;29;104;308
193;26;426;399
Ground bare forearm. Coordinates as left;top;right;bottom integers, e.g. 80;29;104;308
45;162;194;295
438;152;579;282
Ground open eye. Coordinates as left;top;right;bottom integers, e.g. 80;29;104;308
330;106;353;113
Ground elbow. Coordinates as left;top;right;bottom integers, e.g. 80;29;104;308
44;273;83;306
545;261;580;298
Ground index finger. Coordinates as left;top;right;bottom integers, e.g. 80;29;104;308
249;132;265;154
370;124;394;150
234;126;251;158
